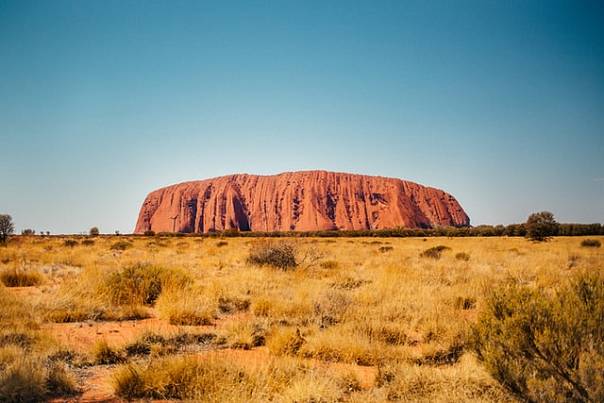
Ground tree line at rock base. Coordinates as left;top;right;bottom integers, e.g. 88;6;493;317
140;222;602;239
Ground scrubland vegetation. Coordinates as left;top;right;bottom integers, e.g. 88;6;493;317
0;234;602;401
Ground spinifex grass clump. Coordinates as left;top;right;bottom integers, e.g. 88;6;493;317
112;354;352;402
455;252;470;261
63;239;78;248
247;240;298;270
113;356;257;400
420;245;451;259
156;288;216;326
472;270;604;402
110;241;132;251
102;263;192;306
92;340;125;365
0;267;43;287
43;263;192;322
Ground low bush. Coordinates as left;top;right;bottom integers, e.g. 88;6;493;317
581;239;601;248
455;252;470;261
216;240;228;247
110;241;132;251
378;246;394;253
247;240;297;270
81;239;95;246
472;270;604;402
0;268;43;287
63;239;78;248
420;245;451;259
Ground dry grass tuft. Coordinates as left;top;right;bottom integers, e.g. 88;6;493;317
379;246;394;253
110;240;132;251
156;287;216;326
455;252;471;261
267;327;305;356
420;245;451;259
0;267;43;287
92;340;125;365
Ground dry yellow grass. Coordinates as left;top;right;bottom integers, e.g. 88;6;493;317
0;235;601;401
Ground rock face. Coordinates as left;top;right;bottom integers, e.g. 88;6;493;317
134;171;469;233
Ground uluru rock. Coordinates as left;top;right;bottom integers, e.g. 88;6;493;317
134;171;470;233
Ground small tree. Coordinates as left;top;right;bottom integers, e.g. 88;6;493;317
525;211;559;241
89;227;100;236
21;229;35;236
0;214;14;244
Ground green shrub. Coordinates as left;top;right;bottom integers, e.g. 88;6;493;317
420;245;451;259
247;240;297;270
472;271;604;402
581;239;601;248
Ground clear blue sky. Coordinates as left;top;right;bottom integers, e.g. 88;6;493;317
1;0;603;234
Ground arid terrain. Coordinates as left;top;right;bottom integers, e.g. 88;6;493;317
0;235;602;402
